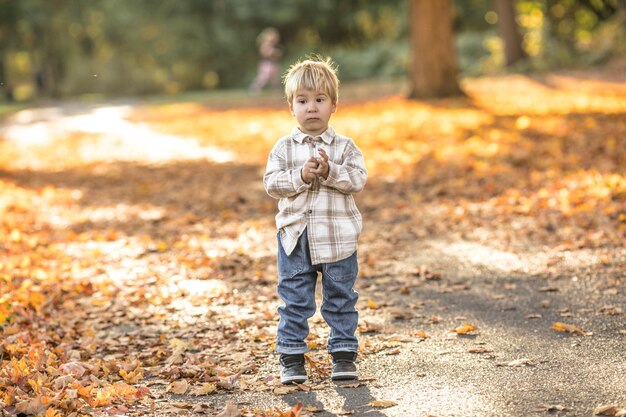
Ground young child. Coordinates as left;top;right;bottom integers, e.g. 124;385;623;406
263;56;367;384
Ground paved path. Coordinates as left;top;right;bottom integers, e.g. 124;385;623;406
182;238;625;417
2;102;624;417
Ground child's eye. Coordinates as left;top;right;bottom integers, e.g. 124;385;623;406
316;98;324;102
297;99;306;104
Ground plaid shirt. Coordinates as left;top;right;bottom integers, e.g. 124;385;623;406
264;126;367;264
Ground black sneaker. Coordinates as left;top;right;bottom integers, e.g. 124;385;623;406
279;354;307;385
331;351;358;381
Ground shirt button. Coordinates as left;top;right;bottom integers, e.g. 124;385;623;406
307;210;312;214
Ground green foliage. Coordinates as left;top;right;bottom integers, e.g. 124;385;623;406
0;0;623;100
329;41;409;81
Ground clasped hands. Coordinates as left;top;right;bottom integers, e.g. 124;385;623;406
301;148;329;184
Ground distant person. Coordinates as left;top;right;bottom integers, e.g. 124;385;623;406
263;57;368;384
249;27;282;94
35;68;46;96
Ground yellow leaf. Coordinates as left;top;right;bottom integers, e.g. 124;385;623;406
89;388;112;407
454;323;478;334
415;330;430;339
0;304;11;326
119;368;144;384
190;383;217;396
368;400;398;408
551;322;592;336
367;299;380;309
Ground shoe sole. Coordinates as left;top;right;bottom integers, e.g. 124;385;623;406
281;376;308;385
331;372;358;381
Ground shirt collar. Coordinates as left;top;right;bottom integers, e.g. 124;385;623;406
291;126;336;145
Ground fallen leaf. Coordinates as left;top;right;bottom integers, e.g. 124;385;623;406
368;400;398;408
190;382;217;396
468;347;493;354
215;401;241;417
275;402;303;417
358;319;384;333
389;307;413;319
594;405;626;416
534;404;568;412
551;322;592;336
15;397;46;416
304;405;324;412
59;361;88;377
496;358;534;367
166;379;189;394
274;386;299;395
305;354;330;378
338;382;362;388
538;287;559;292
453;323;479;334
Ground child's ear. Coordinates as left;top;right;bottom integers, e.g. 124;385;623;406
289;103;295;116
331;102;337;113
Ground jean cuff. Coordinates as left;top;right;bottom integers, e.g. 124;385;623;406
328;344;358;353
276;342;309;355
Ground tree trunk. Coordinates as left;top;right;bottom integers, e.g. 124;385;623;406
408;0;462;99
494;0;526;66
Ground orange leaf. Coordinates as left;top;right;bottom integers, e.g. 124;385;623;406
276;402;303;417
550;322;592;336
45;408;62;417
415;330;430;339
304;355;329;378
71;381;93;398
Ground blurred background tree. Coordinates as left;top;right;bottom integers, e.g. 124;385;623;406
0;0;624;101
408;0;462;98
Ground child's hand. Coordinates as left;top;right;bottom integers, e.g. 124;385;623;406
313;148;330;179
301;157;319;184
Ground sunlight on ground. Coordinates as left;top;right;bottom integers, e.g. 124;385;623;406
464;74;626;115
177;278;229;298
429;238;605;274
431;240;529;273
1;105;235;166
372;383;492;417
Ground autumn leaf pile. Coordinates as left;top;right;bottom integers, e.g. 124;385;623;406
1;70;625;416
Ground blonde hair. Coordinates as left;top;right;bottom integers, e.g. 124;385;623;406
283;56;339;104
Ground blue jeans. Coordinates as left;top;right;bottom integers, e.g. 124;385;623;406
276;228;359;354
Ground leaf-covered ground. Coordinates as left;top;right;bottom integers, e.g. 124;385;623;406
1;66;625;416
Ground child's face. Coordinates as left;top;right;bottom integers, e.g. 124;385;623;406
289;89;336;136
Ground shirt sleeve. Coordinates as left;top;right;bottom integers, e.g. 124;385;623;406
320;139;367;194
264;141;311;199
